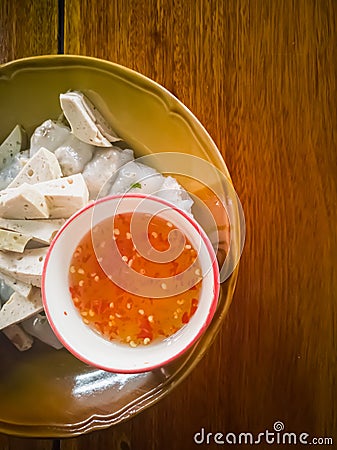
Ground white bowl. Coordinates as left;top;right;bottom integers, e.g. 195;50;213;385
42;194;220;373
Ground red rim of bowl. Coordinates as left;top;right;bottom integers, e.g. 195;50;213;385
42;194;220;373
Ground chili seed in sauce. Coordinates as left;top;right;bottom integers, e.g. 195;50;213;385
68;212;202;346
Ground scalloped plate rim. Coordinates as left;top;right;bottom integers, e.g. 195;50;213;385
0;55;239;438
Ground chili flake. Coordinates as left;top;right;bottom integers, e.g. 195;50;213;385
68;212;202;346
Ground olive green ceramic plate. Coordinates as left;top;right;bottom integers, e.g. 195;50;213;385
0;56;240;437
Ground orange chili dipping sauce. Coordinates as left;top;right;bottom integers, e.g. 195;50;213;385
68;212;202;347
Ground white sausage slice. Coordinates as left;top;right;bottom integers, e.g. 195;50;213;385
60;91;120;147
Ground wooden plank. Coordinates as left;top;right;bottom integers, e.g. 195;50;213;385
0;0;58;64
63;0;337;448
0;434;56;450
0;0;58;447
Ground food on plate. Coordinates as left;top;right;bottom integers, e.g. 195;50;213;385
0;218;65;245
108;161;194;214
0;89;195;352
0;125;29;190
0;229;32;253
0;247;47;286
0;184;49;219
0;287;42;330
0;124;27;170
69;212;202;347
8;147;62;188
0;174;89;220
30;120;96;175
60;90;120;146
54;135;94;176
30;120;70;156
82;147;134;198
0;272;32;297
33;174;89;218
22;314;63;349
0;278;14;306
1;324;34;351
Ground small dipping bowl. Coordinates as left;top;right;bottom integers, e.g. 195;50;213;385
42;194;220;373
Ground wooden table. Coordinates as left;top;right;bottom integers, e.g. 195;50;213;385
1;1;336;448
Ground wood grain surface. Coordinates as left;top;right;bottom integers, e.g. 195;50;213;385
0;0;58;65
1;0;337;449
0;3;58;448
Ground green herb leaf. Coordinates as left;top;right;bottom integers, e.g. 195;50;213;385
131;182;142;189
